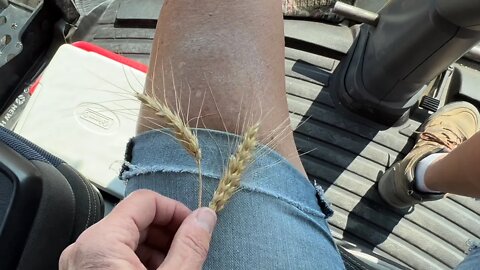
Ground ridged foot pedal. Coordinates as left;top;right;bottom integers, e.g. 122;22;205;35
420;96;440;112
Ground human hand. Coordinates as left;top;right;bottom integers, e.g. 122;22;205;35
59;190;217;270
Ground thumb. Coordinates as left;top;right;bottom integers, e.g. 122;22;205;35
159;207;217;270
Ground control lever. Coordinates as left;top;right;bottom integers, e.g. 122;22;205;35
0;1;42;68
333;2;379;26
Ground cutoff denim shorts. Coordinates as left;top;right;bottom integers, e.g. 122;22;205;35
120;129;345;269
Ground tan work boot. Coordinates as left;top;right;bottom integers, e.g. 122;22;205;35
378;102;480;209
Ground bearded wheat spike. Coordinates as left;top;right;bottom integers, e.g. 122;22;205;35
135;92;204;207
209;123;259;212
135;92;201;160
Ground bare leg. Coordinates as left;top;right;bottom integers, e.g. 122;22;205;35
425;132;480;197
138;0;306;175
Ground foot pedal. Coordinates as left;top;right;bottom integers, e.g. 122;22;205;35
420;96;440;112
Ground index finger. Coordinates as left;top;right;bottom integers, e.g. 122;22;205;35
105;190;192;246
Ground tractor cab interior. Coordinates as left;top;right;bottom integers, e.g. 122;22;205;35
0;0;479;269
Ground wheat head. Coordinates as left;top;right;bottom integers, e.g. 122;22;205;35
209;123;259;212
135;92;204;208
135;92;202;161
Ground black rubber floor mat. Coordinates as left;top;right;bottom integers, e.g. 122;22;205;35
80;1;480;269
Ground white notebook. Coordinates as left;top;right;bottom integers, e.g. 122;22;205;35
14;44;146;198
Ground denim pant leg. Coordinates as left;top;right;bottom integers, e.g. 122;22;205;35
120;129;345;270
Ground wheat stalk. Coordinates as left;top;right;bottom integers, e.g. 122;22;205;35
134;92;204;207
209;123;259;212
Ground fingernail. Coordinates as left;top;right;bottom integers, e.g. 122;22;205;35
195;208;217;234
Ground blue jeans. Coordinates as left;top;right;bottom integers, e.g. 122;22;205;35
120;129;344;269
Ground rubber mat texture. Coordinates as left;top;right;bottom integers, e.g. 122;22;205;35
80;1;480;269
75;0;109;15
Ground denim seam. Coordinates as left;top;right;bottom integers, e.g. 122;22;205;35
314;180;334;218
239;185;327;219
122;163;328;219
120;162;219;180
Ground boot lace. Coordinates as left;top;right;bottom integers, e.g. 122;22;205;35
419;128;465;151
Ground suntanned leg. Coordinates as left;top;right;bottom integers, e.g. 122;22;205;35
138;0;306;175
425;132;480;197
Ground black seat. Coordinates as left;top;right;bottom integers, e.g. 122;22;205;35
0;127;103;270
